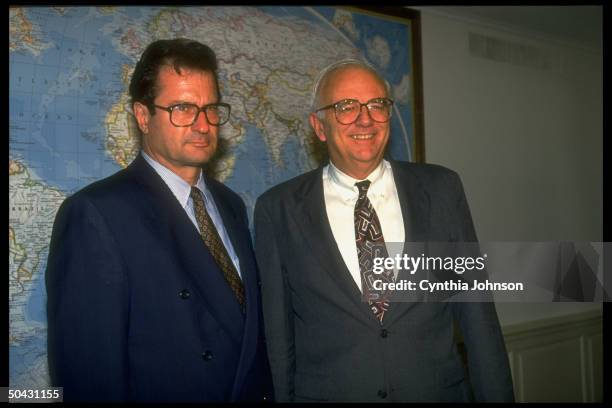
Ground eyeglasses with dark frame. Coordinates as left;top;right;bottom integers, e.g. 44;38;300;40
314;97;394;125
153;102;231;127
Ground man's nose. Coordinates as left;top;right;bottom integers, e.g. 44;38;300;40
355;104;373;126
192;110;210;133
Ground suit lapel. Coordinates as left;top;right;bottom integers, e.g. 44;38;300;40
384;161;431;326
391;160;431;244
204;178;257;314
128;155;245;345
292;168;381;325
204;178;262;397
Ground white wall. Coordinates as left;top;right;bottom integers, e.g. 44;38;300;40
415;8;603;325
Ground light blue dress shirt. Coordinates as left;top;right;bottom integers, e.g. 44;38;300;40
142;151;242;278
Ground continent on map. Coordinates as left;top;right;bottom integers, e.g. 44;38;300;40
9;8;52;55
105;64;139;168
9;159;66;387
9;158;65;388
105;91;140;169
9;159;65;343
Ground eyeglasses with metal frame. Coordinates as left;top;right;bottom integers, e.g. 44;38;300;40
314;97;394;125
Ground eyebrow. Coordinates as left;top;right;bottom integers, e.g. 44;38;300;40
335;97;389;104
164;100;219;106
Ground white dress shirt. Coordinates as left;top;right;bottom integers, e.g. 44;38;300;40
323;159;404;292
142;151;241;278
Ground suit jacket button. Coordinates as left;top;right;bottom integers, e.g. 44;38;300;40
179;289;191;299
377;390;387;399
380;329;388;338
202;350;213;361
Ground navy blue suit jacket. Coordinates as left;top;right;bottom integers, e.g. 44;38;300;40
46;154;273;402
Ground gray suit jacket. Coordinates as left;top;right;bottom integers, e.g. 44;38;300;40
254;160;514;402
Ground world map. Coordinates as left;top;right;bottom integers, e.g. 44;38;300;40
9;6;415;390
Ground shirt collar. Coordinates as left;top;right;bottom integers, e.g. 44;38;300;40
326;159;389;202
141;150;206;209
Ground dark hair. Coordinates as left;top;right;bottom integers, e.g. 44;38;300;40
129;38;219;113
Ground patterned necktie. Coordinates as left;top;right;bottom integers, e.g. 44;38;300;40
354;180;394;323
190;186;245;310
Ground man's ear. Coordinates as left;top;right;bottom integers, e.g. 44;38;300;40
133;102;151;134
309;112;327;142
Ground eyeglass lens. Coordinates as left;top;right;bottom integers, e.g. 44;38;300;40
171;104;230;126
335;99;392;124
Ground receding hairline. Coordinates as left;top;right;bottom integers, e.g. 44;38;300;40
311;60;391;112
157;62;214;77
149;63;220;103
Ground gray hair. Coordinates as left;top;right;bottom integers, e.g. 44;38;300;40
310;59;392;116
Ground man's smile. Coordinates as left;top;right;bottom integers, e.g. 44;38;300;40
349;133;376;140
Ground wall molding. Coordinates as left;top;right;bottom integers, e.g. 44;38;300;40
502;309;602;402
412;6;601;57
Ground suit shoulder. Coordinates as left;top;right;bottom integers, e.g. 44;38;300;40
391;160;463;186
390;160;467;200
256;167;320;205
51;169;136;230
392;160;459;179
63;167;134;206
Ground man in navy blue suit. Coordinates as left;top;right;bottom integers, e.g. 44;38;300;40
46;38;272;402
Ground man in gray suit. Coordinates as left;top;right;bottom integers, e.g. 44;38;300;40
254;59;514;402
